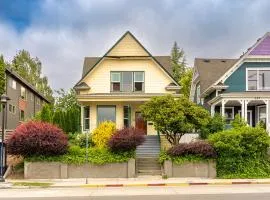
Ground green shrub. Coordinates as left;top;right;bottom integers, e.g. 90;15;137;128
74;133;94;148
208;125;270;178
91;121;116;148
231;114;247;129
200;113;225;139
26;145;134;165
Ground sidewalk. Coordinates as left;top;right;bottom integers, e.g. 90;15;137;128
3;176;270;189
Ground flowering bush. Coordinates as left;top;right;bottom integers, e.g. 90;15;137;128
108;127;145;152
167;140;217;159
7;121;68;156
91;121;116;148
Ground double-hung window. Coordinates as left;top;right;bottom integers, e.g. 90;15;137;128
123;105;131;127
247;69;270;91
111;71;144;92
21;86;27;100
83;106;90;131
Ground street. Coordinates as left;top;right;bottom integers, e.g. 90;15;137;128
1;184;270;199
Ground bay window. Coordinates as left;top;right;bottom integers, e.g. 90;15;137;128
247;69;270;91
111;71;144;92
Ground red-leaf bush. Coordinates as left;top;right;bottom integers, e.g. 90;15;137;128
108;127;145;152
167;140;217;158
7;121;68;156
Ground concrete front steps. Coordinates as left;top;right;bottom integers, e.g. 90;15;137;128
136;135;161;176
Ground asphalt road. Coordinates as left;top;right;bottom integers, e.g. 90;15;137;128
1;185;270;200
3;193;270;200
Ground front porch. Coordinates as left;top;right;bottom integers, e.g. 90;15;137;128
209;93;270;131
80;101;157;135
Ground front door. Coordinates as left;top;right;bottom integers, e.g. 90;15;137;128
135;112;147;134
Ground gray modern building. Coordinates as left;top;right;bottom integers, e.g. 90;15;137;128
0;68;50;131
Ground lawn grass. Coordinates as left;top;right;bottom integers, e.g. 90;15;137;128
12;182;53;187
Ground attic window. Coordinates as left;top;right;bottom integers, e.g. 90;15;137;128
203;59;210;63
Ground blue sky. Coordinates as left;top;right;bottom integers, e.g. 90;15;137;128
0;0;270;90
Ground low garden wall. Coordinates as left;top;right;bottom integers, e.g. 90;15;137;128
24;159;136;179
163;160;216;178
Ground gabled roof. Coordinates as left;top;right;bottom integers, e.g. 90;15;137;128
5;67;50;103
75;31;179;87
249;34;270;56
194;58;238;94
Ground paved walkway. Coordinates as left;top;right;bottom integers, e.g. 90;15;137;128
3;177;270;188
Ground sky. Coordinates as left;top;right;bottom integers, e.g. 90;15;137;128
0;0;270;91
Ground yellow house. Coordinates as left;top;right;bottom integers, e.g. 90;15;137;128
74;31;181;135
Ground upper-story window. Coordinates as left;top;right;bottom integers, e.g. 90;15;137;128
196;85;201;104
8;78;16;90
110;71;144;92
20;86;27;100
36;97;40;105
247;69;270;91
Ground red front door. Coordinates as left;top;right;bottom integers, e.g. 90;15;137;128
135;112;147;134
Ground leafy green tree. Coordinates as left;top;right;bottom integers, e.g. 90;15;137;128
0;55;5;96
200;113;226;139
179;67;193;97
140;95;210;145
231;114;247;129
54;89;79;111
10;50;53;101
40;104;53;123
171;42;187;82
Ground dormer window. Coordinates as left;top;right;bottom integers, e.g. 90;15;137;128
110;71;144;92
247;69;270;91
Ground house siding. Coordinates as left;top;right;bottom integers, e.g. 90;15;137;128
107;34;149;57
224;62;270;93
83;59;174;94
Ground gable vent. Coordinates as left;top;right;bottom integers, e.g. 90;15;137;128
221;60;226;63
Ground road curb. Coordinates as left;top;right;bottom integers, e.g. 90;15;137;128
2;181;270;189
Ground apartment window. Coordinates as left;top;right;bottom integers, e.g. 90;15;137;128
134;72;144;92
19;110;25;121
83;106;90;131
97;106;116;124
111;71;144;92
124;105;131;127
247;69;270;91
8;104;16;114
8;78;16;90
196;85;200;104
20;86;27;100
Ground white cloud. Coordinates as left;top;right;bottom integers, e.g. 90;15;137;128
0;0;270;90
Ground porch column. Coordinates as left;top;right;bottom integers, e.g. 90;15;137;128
210;104;215;117
263;100;269;132
244;100;249;122
240;100;245;119
221;100;226;117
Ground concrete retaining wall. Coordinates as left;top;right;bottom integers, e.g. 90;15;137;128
24;159;136;179
163;160;216;178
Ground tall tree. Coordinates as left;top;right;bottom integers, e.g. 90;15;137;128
179;67;193;97
0;55;5;96
11;50;54;101
171;42;187;82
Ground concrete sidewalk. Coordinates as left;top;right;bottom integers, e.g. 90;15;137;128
3;177;270;189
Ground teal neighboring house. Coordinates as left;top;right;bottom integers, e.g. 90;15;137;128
191;32;270;131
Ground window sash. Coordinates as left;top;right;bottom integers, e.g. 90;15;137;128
97;106;116;124
124;105;131;127
247;69;270;91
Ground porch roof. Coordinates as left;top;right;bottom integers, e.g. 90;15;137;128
208;92;270;105
77;93;182;102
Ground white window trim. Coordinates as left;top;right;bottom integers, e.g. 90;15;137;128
196;85;201;104
220;107;235;120
83;106;90;131
8;104;16;115
246;68;270;91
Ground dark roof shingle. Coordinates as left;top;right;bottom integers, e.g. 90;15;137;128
194;58;238;94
